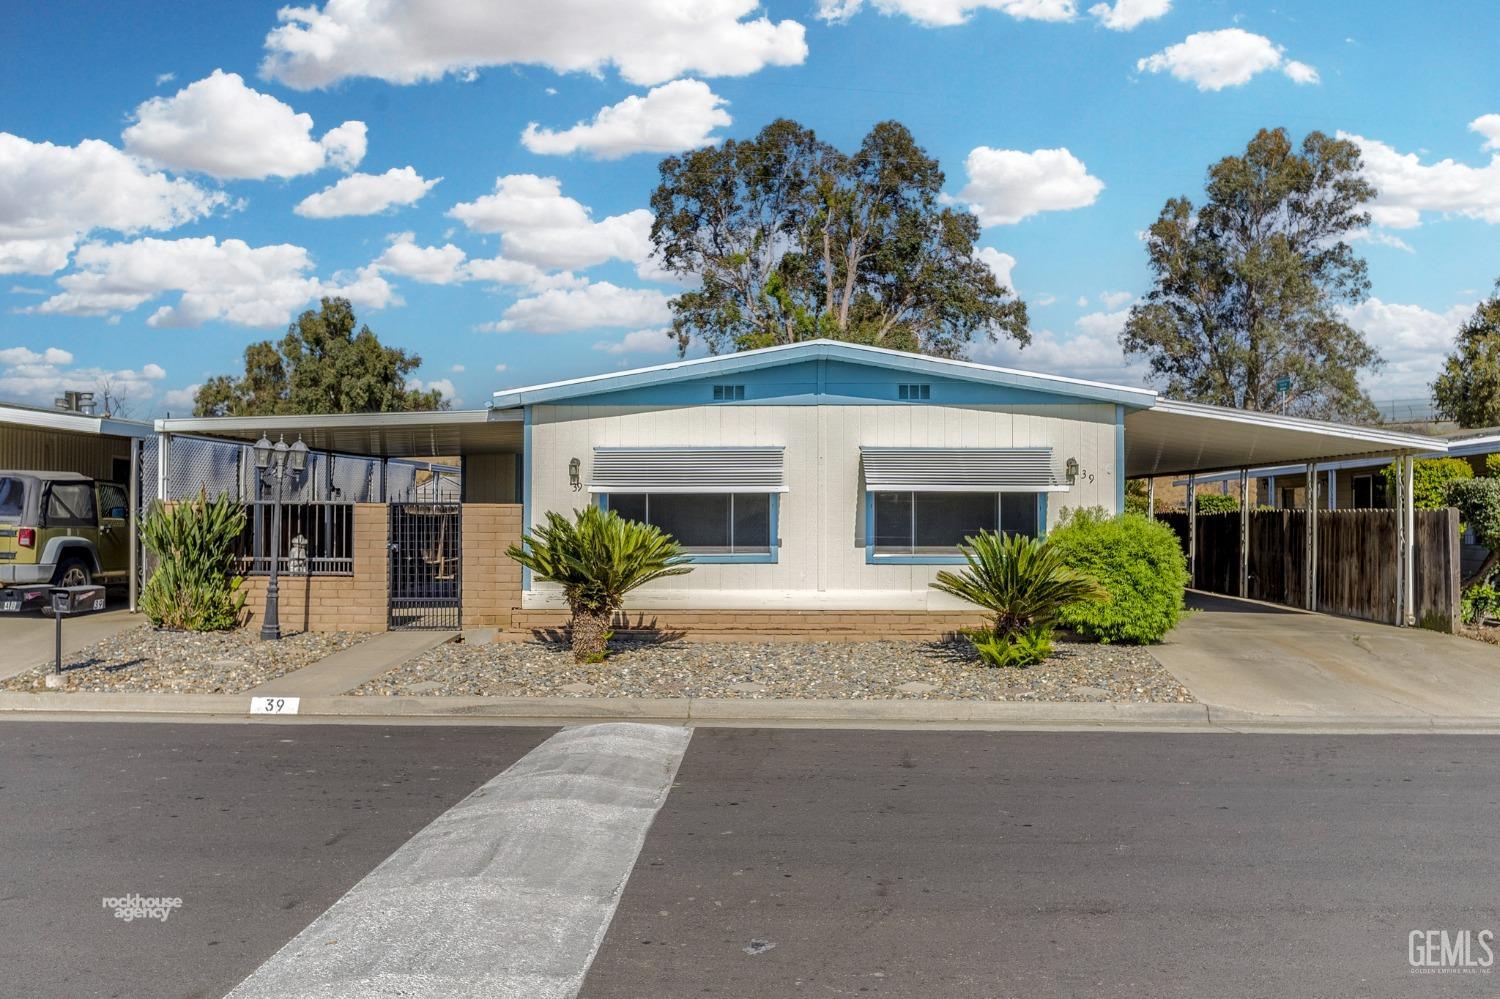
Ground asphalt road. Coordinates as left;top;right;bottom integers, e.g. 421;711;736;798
0;721;552;999
3;722;1500;998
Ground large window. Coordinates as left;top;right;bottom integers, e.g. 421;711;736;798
871;491;1039;557
1352;473;1387;509
606;493;774;559
44;482;95;527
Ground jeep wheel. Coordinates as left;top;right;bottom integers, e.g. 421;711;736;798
53;557;91;588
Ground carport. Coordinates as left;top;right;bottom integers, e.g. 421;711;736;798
1123;399;1451;627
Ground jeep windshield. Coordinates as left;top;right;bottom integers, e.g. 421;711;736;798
0;477;25;521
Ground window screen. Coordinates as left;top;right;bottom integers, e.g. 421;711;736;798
607;493;772;555
0;478;25;520
872;491;1039;554
98;483;129;520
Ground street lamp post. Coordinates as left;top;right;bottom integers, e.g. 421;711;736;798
253;433;309;641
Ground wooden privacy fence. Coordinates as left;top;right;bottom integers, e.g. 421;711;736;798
1155;508;1461;631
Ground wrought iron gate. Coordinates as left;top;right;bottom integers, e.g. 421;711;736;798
388;502;461;630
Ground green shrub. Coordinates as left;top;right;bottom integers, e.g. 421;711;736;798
1046;507;1189;644
1195;492;1239;514
1448;478;1500;589
930;531;1106;667
1462;584;1500;624
1485;453;1500;479
507;505;692;663
1384;457;1473;509
138;492;247;631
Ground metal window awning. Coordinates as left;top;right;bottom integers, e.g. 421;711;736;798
860;447;1068;492
589;446;787;493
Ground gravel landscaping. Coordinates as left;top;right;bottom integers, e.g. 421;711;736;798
3;626;370;694
353;635;1194;703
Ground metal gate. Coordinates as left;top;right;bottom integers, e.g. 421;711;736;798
388;502;461;630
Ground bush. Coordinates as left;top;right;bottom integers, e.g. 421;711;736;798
1195;492;1239;514
1462;584;1500;625
138;492;247;631
1046;508;1189;644
1448;478;1500;588
930;531;1106;667
1486;453;1500;479
1384;457;1473;510
507;505;692;663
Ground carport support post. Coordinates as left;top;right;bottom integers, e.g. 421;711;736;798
1304;462;1317;611
1147;478;1155;518
1238;469;1250;598
1186;473;1197;584
1402;454;1416;627
128;438;140;613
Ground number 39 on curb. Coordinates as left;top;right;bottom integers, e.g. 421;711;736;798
250;696;300;715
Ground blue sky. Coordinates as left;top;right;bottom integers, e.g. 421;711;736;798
3;0;1497;416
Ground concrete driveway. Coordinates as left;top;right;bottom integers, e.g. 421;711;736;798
0;596;140;681
1153;592;1500;719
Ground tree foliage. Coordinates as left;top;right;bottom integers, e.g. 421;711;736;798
1196;492;1239;514
506;506;692;663
193;298;445;416
1433;287;1500;428
650;118;1028;359
1383;457;1473;511
1121;128;1382;422
1447;479;1500;589
138;492;246;631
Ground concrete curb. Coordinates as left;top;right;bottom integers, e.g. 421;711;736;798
4;690;1500;732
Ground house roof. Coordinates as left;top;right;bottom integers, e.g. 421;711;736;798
0;401;152;440
489;339;1160;409
155;408;523;457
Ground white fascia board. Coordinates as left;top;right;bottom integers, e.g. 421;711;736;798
1148;399;1450;453
154;409;510;435
0;404;152;439
489;339;1158;409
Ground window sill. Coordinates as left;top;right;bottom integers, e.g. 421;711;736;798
682;552;778;564
866;551;968;565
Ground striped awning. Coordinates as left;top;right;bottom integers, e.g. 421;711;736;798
589;446;787;493
860;447;1067;492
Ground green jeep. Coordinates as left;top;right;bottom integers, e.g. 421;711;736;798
0;471;130;590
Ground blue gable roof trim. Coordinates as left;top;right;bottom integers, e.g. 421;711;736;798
490;340;1157;410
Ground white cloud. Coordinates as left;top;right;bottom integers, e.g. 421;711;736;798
33;236;325;328
154;72;176;86
1098;290;1135;309
976;247;1016;291
448;174;652;270
1088;0;1169;30
971;308;1148;386
1472;114;1500;152
295;167;439;218
1136;29;1316;91
322;262;400;311
261;0;807;89
592;328;676;356
408;376;460;405
1342;125;1500;229
489;280;673;334
161;384;200;411
122;70;366;180
1349;228;1414;253
494;363;508;373
954;147;1104;226
374;232;469;284
1344;297;1472;399
450;363;465;373
0;133;225;275
817;0;1075;28
521;80;731;160
0;347;168;409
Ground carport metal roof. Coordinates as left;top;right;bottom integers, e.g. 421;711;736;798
1124;399;1447;479
154;408;524;457
1;401;152;440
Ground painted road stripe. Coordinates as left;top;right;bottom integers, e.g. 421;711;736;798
226;722;692;999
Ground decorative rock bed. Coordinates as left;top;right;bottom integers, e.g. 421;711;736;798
2;626;370;694
354;635;1194;703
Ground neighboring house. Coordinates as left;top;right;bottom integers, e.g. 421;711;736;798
0;401;151;483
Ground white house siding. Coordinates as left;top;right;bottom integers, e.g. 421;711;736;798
525;400;1119;612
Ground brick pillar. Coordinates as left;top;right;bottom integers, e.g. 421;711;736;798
460;503;524;628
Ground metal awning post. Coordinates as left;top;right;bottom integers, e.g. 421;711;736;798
128;438;140;613
156;431;170;502
1147;478;1155;518
1238;469;1250;598
1187;473;1197;584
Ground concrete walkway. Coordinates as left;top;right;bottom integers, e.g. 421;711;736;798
0;608;141;681
1152;592;1500;718
246;630;455;697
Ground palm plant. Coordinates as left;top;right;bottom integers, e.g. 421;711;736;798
931;531;1106;666
507;505;692;663
138;491;247;631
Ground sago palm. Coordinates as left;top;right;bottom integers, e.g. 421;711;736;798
507;505;692;663
931;531;1107;641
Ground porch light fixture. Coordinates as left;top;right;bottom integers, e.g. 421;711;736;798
1065;457;1079;484
568;457;581;490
